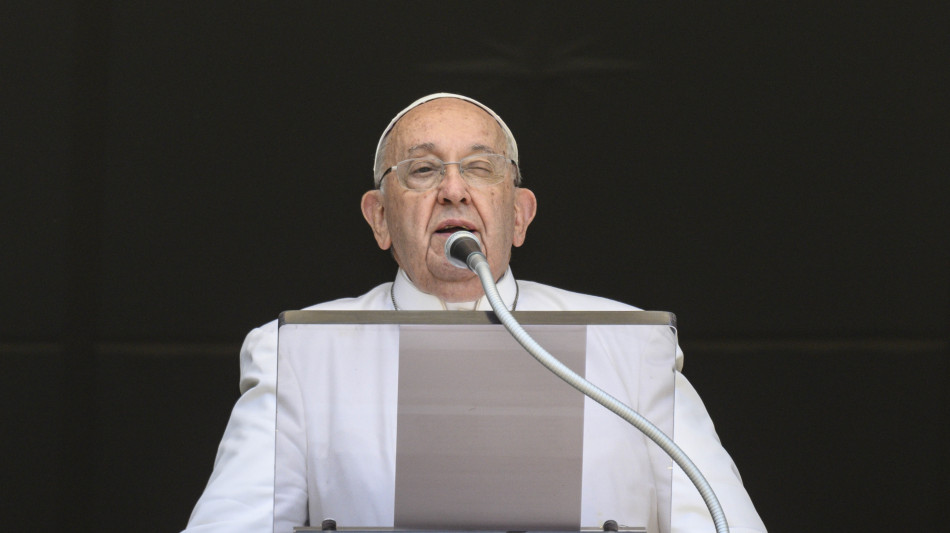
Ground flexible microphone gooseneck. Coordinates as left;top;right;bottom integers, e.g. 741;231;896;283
444;231;730;533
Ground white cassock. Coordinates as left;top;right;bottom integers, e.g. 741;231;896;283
183;269;767;533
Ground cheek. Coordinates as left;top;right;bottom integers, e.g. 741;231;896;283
386;198;428;247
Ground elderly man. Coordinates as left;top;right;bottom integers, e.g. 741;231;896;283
183;94;767;533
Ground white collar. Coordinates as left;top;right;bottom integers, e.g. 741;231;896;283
390;267;519;311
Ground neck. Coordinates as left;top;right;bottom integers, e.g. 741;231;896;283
403;267;489;303
391;268;518;311
428;276;487;303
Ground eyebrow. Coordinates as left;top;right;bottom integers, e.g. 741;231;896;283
406;142;437;155
405;143;500;157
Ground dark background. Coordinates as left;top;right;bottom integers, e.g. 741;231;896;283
2;2;947;531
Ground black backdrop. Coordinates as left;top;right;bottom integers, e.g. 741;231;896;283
2;2;947;532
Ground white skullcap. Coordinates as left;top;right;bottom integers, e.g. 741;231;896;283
373;93;519;187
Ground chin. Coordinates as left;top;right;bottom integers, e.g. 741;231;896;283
421;258;472;282
435;264;476;281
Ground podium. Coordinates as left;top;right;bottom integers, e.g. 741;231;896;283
294;517;647;533
275;311;677;533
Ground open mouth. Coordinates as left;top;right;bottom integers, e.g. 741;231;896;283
434;223;475;235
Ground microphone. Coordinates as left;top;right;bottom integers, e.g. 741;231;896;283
444;231;486;270
445;235;731;533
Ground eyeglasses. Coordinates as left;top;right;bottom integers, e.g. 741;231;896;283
377;153;516;190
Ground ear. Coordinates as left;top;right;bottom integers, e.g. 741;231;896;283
361;190;392;250
511;188;537;247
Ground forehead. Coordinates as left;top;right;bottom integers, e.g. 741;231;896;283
388;99;506;157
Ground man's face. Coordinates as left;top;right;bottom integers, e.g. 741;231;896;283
361;98;536;302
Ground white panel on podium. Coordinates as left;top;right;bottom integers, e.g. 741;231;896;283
275;311;677;533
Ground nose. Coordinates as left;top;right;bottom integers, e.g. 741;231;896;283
437;162;470;204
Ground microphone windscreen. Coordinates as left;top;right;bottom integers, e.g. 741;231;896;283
444;231;483;270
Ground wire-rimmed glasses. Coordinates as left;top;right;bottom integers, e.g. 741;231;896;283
377;153;516;190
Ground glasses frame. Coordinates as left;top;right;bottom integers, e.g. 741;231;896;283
376;153;518;191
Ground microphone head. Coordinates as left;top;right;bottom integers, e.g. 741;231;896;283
444;231;483;270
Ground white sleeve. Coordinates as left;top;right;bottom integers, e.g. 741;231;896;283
182;324;279;533
670;372;767;533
